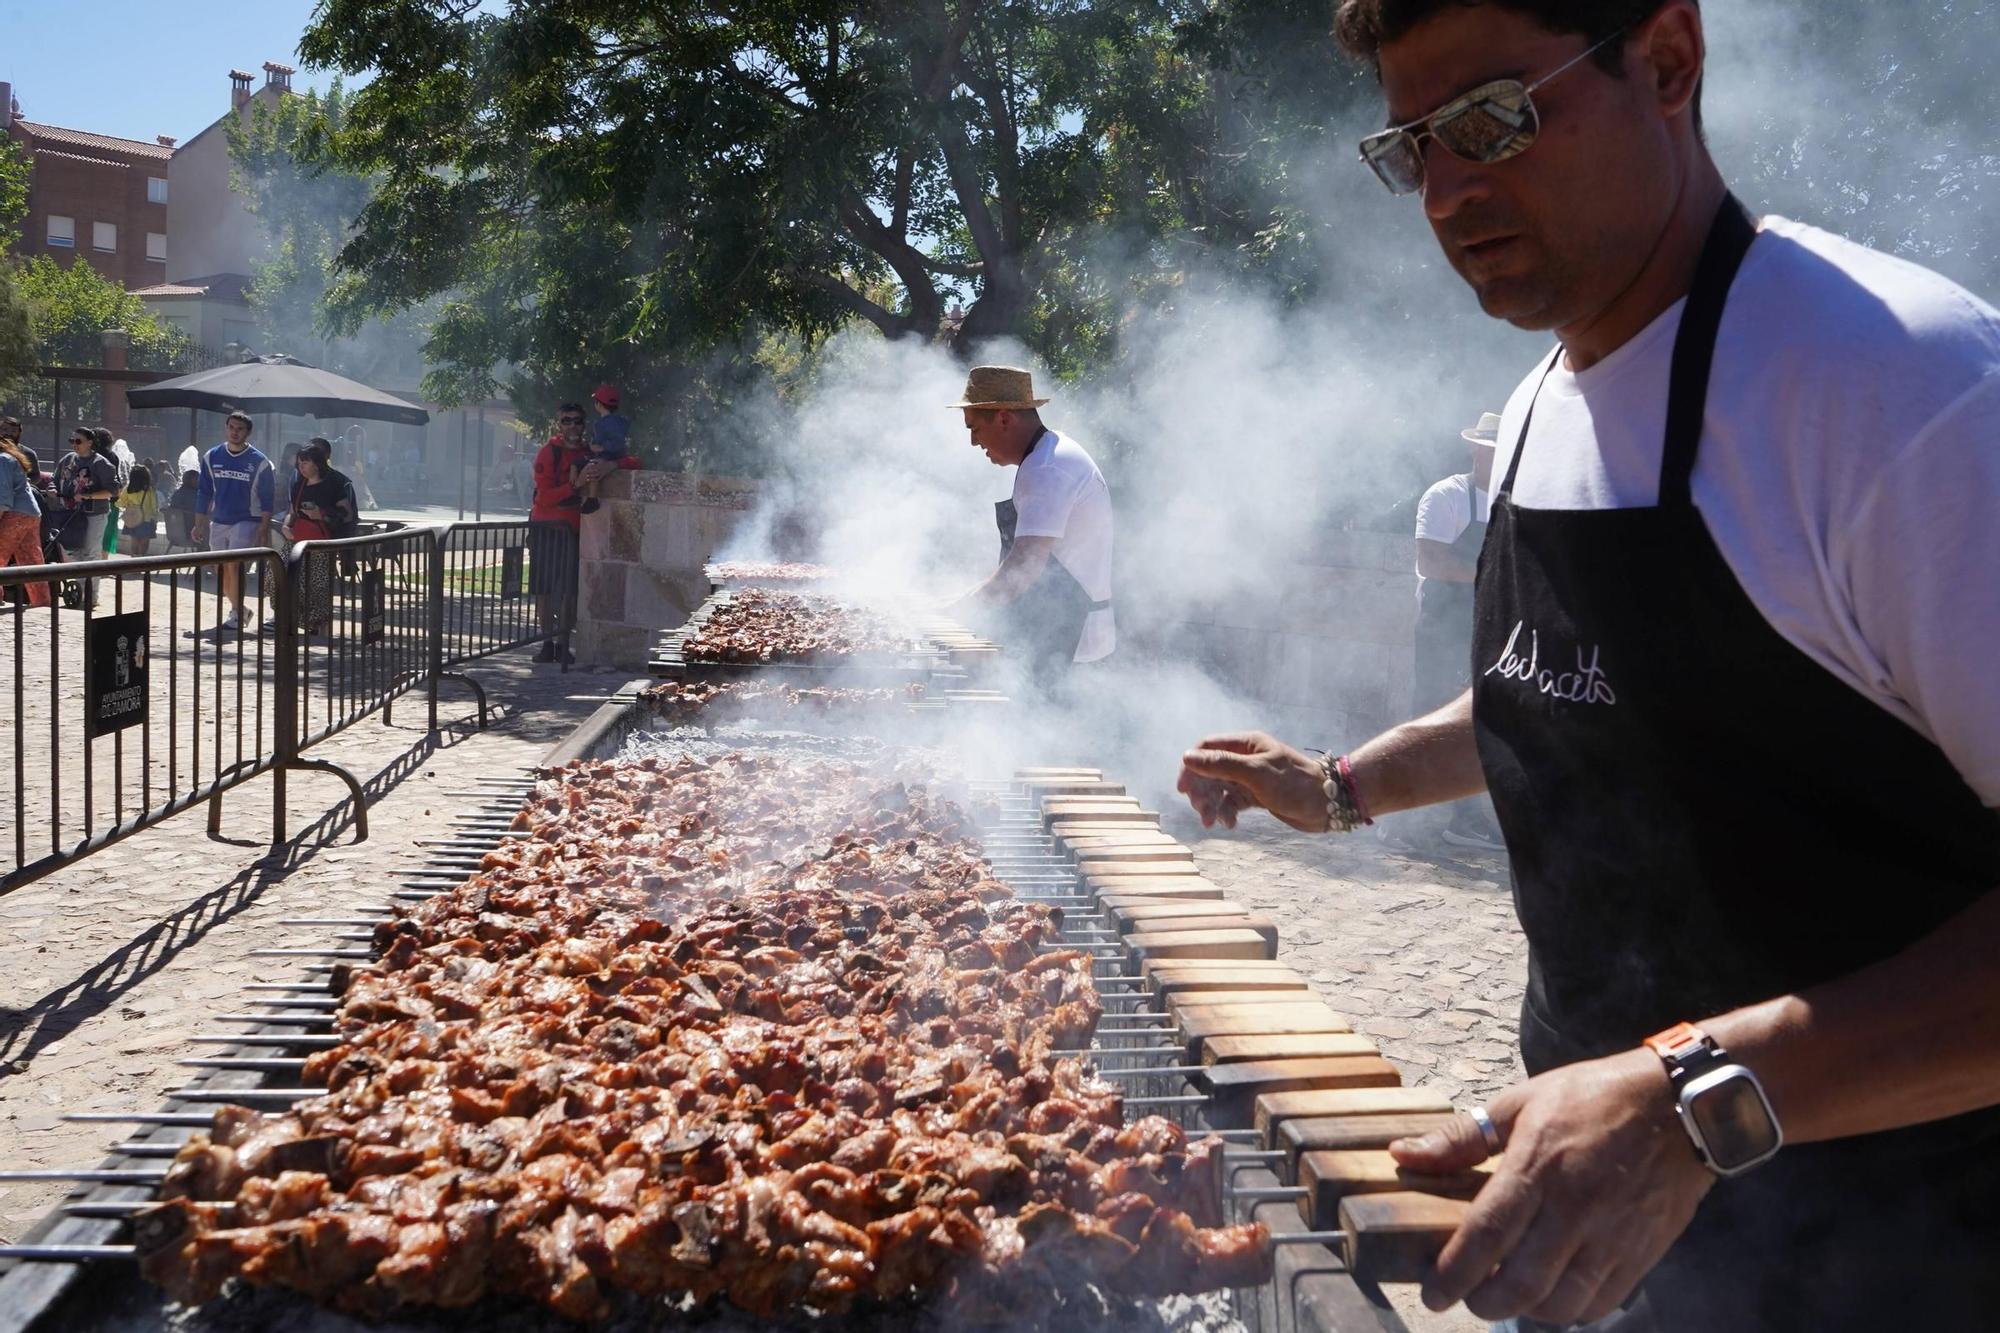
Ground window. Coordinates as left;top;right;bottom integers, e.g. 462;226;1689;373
147;176;168;204
46;215;74;247
93;221;117;252
146;232;167;262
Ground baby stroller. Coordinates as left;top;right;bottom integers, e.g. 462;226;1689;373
39;506;91;610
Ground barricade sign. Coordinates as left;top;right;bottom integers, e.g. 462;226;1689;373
502;546;525;600
361;568;387;644
85;610;149;738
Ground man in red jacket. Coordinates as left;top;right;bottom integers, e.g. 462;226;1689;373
529;401;638;663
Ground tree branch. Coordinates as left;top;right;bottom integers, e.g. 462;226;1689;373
921;0;982;103
890;149;915;235
837;190;944;330
799;270;910;338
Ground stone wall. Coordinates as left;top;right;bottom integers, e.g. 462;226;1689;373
573;470;760;670
1144;529;1418;747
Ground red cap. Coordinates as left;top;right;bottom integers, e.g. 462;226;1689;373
592;383;620;409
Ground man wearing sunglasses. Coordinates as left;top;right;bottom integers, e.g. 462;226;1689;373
1177;1;2000;1329
528;404;591;664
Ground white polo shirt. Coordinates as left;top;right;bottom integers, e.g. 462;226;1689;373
1012;431;1115;662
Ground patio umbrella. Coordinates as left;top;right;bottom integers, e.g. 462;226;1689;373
126;355;430;426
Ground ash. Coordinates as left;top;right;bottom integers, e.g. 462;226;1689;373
86;1282;1245;1333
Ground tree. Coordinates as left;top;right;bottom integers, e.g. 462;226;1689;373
9;256;192;419
297;1;1234;373
228;81;435;390
0;137;36;399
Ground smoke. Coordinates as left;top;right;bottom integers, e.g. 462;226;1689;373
699;0;1999;804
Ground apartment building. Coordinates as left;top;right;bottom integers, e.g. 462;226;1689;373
1;81;174;289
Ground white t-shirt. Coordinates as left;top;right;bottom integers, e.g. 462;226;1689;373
1492;214;2000;805
1011;430;1115;662
1414;472;1492;602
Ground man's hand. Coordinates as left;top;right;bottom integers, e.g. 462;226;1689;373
192;516;209;544
1178;733;1328;832
1389;1049;1714;1324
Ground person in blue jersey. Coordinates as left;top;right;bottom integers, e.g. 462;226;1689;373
194;411;276;632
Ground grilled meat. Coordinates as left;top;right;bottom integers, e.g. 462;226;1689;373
138;752;1270;1319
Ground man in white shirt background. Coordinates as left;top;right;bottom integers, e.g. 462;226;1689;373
945;365;1115;689
1410;411;1504;851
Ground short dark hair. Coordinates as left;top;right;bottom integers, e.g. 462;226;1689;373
308;435;332;457
226;410;254;431
557;403;585;420
129;464;152;492
0;416;19;434
1334;0;1702;127
91;427;115;450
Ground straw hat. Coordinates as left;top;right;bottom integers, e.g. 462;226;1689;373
1461;411;1503;446
947;365;1049;411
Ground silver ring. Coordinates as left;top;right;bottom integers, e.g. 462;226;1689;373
1467;1105;1503;1158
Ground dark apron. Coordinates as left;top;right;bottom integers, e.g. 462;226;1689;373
1472;197;2000;1331
993;431;1109;680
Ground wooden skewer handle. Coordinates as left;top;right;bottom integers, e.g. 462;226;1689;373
1338;1191;1472;1284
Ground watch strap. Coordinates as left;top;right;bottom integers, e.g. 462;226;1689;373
1644;1021;1708;1063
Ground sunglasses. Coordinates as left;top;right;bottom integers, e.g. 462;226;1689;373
1358;29;1626;196
558;416;584;425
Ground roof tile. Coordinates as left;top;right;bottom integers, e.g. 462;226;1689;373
15;120;174;161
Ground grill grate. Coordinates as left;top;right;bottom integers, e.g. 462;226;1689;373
0;738;1420;1332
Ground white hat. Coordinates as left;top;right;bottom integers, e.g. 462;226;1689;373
1461;411;1503;446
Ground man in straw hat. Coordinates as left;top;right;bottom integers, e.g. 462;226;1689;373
1408;410;1504;851
944;365;1114;682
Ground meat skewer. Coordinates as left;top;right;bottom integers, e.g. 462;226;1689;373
100;750;1277;1321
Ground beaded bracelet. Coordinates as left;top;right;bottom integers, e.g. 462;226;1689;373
1319;752;1373;834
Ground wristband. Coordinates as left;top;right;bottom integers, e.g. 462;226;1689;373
1319;752;1372;834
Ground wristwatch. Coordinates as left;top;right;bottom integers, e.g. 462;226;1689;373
1643;1022;1784;1177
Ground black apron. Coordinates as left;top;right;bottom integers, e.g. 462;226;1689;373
1472;197;2000;1331
994;431;1109;680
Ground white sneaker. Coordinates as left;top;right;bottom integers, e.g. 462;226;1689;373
220;609;242;630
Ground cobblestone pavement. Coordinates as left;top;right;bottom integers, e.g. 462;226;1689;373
1173;811;1526;1333
0;651;620;1243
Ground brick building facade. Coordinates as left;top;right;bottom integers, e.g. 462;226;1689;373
2;88;174;289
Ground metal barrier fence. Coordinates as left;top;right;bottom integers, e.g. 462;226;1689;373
437;520;572;670
1;549;297;893
290;527;440;751
1;519;570;896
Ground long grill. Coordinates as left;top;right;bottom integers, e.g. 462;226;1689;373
0;693;1468;1333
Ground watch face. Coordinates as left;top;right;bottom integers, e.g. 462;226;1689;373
1685;1067;1782;1171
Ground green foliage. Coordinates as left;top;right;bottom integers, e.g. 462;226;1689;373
0;136;30;252
294;0;1273;414
0;138;33;397
228;81;435;389
15;255;192;371
0;264;38;402
6;256;192;419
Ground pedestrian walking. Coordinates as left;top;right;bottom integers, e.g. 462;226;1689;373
193;411;276;632
0;433;50;607
120;464;161;556
96;429;133;556
165;469;201;552
52;426;120;608
276;439;359;636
